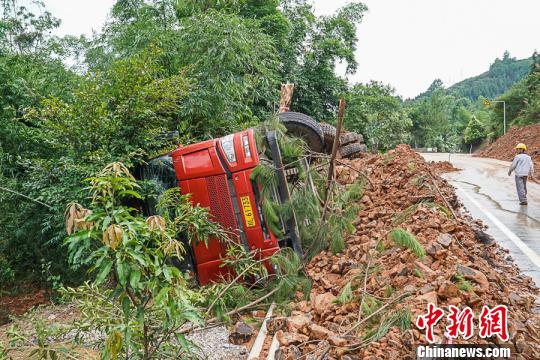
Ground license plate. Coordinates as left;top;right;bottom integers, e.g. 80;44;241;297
240;196;256;228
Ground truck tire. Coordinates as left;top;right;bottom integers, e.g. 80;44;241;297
277;112;325;153
340;142;365;158
340;132;364;145
320;123;337;142
320;123;337;153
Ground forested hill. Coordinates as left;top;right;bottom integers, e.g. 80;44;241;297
447;52;532;100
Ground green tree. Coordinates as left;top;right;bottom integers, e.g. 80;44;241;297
464;116;486;145
345;81;412;150
447;51;532;101
87;0;280;137
280;1;368;120
63;163;227;359
0;0;82;285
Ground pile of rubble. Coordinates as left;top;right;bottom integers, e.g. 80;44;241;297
275;145;540;359
429;160;460;174
478;124;540;178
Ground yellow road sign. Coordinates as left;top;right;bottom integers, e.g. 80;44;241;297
483;98;491;107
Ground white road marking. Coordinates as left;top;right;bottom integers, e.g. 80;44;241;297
456;185;540;269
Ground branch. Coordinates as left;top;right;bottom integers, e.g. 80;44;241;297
342;292;410;336
335;159;374;188
206;286;280;324
0;186;53;209
426;170;457;219
206;259;264;315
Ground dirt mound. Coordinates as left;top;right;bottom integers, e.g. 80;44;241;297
429;160;460;174
0;288;50;325
478;124;540;175
278;145;540;359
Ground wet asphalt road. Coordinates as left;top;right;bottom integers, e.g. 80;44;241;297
421;153;540;287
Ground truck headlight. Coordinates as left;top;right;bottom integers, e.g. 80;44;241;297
220;134;236;163
242;135;251;158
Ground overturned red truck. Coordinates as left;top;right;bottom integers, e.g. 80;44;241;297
140;112;366;285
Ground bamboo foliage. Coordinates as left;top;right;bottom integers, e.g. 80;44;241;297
388;228;425;259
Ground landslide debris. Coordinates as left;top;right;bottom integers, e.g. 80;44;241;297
278;145;540;359
429;160;460;174
478;124;540;179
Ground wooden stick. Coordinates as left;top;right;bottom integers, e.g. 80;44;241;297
322;98;346;219
426;170;458;219
0;186;53;209
343;292;410;336
279;83;295;113
206;259;265;315
206;286;280;324
335;159;374;188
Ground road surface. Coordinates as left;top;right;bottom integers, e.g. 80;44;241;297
421;153;540;287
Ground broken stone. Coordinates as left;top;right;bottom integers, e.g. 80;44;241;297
457;264;489;292
420;284;435;294
229;321;253;345
276;330;309;347
283;145;540;358
328;335;348;347
447;297;462;306
515;334;528;353
286;314;311;333
296;300;311;312
426;242;444;256
275;345;302;360
307;340;330;359
437;281;460;299
508;292;522;305
416;291;438;306
437;233;453;248
308;323;333;340
403;284;416;293
311;292;335;315
267;316;286;335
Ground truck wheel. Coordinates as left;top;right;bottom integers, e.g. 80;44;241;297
277;112;325;153
320;123;337;153
340;142;366;158
340;132;364;145
320;123;337;142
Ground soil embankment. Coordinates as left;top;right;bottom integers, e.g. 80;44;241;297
478;124;540;177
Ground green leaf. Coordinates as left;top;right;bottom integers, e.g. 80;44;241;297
129;252;146;266
122;295;131;322
389;228;425;258
129;269;141;290
119;190;142;199
155;286;169;304
116;261;127;286
163;266;172;282
95;259;113;285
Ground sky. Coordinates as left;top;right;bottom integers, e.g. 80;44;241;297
37;0;540;99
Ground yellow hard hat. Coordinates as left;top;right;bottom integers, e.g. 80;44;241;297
515;143;527;150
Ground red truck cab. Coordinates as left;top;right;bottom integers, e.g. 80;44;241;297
171;129;281;285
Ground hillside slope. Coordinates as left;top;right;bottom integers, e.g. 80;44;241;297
477;124;540;177
448;54;532;100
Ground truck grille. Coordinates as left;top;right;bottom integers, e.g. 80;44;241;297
206;174;237;231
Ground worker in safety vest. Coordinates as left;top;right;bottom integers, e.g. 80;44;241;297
508;143;534;205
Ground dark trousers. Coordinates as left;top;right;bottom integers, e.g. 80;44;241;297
515;176;528;203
